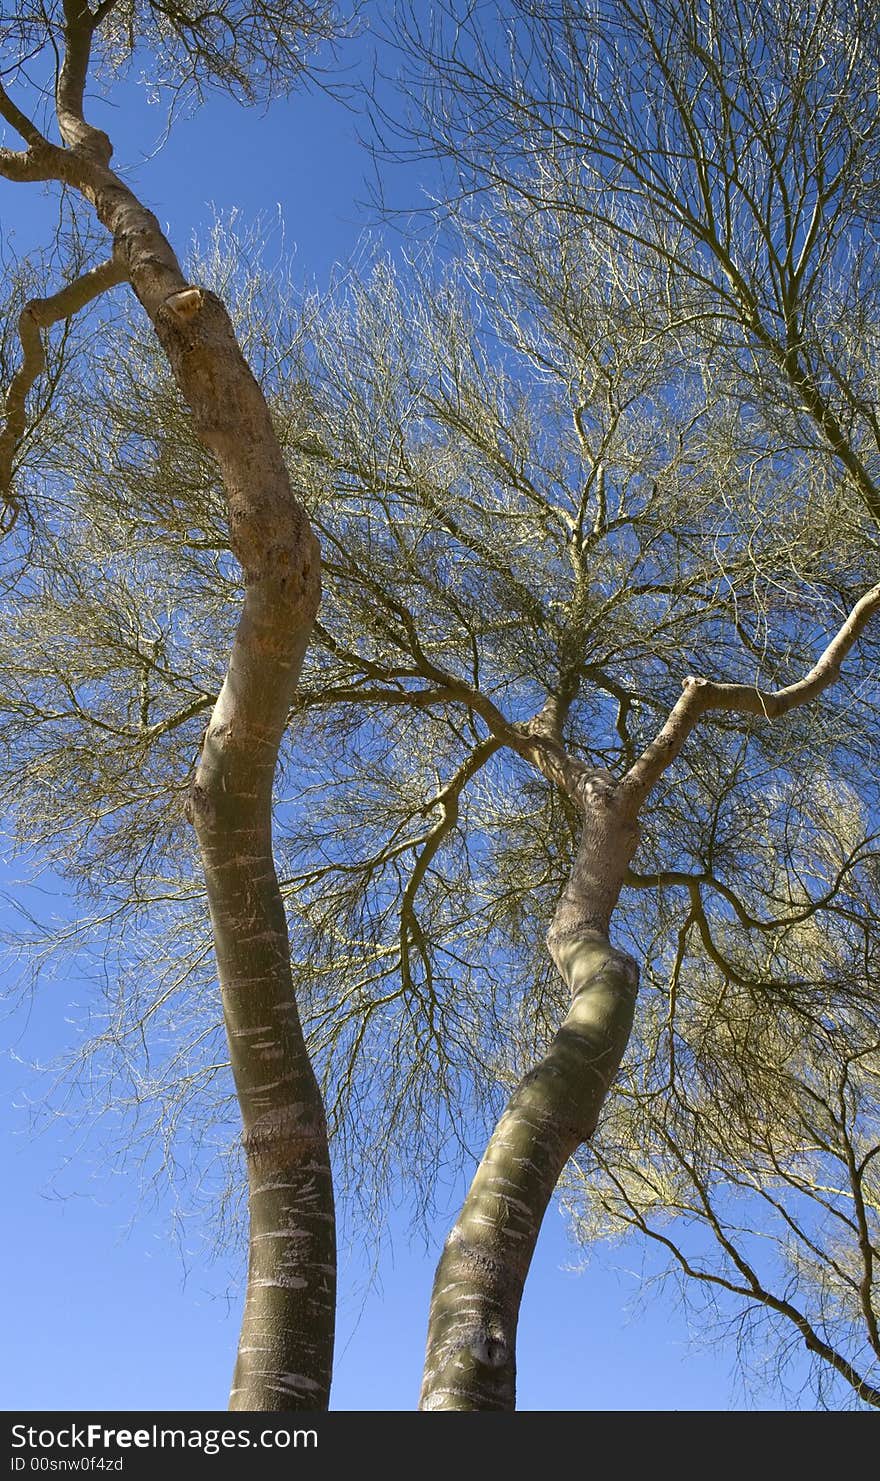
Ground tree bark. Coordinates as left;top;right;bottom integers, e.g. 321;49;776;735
64;150;333;1409
0;28;335;1392
419;773;639;1410
188;598;334;1411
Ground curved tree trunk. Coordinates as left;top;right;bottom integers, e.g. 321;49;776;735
53;124;334;1408
420;773;640;1410
187;585;334;1411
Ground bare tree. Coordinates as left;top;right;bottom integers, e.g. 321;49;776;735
9;202;878;1409
366;0;880;1407
3;0;880;1414
1;4;342;1410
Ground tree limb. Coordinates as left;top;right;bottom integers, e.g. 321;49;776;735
57;1;113;162
399;735;501;1001
0;80;52;151
624;581;880;801
0;146;59;181
626;835;878;934
0;255;129;511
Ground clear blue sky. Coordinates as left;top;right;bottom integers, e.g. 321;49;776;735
0;22;816;1414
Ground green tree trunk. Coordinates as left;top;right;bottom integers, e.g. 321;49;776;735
59;115;335;1409
189;611;334;1410
420;775;639;1409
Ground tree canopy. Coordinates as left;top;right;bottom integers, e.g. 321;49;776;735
1;0;878;1410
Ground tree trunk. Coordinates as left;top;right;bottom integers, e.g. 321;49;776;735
419;773;640;1410
81;160;334;1409
2;14;338;1410
189;611;335;1411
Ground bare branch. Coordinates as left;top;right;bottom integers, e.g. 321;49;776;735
0;255;129;509
659;1128;880;1408
0;80;52;151
624;581;880;800
56;1;113;162
0;81;64;176
626;833;879;934
398;735;501;1003
0;146;60;182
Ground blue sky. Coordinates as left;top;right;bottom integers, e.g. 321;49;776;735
0;21;818;1414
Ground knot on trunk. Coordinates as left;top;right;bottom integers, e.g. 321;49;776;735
469;1334;508;1369
573;766;618;803
242;1105;327;1165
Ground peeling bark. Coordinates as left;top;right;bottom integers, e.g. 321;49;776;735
419;774;639;1410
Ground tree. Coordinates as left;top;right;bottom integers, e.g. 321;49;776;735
2;0;879;1414
1;2;342;1410
297;250;880;1408
380;0;880;1407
